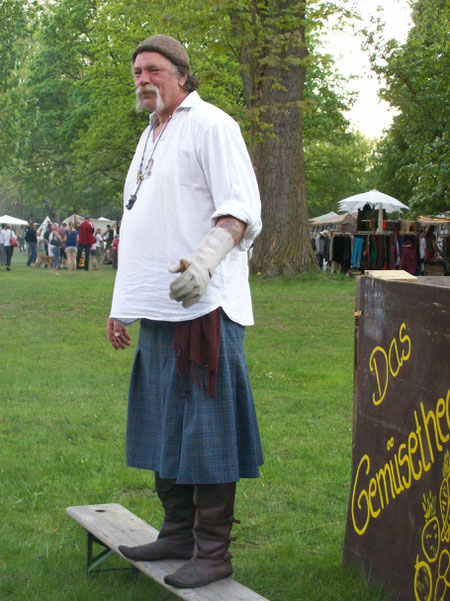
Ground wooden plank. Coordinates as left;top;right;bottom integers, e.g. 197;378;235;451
364;269;418;282
66;503;270;601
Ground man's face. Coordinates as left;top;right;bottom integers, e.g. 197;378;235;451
133;51;187;115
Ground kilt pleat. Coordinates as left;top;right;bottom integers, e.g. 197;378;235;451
126;311;263;484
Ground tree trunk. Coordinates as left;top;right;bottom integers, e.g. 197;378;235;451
252;81;313;275
234;0;316;275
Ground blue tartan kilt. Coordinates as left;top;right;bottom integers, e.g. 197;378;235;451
126;311;264;484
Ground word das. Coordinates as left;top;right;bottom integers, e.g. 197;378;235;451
369;322;411;406
351;389;450;536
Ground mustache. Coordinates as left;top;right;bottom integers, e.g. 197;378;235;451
135;84;164;114
136;84;158;97
135;85;160;113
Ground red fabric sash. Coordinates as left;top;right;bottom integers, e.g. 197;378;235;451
174;308;221;398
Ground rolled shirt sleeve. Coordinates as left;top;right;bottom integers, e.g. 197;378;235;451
198;116;262;251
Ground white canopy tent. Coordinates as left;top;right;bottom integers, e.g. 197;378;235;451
337;190;409;213
310;211;357;234
0;214;28;226
64;214;117;234
310;211;339;223
36;216;51;234
337;190;409;234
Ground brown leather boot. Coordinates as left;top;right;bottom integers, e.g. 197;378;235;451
119;474;195;561
164;482;237;588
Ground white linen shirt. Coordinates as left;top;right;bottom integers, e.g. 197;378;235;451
109;91;261;326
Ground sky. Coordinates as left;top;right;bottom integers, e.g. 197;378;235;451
320;0;413;139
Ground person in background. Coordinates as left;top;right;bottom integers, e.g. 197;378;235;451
111;234;119;270
103;224;114;250
0;223;7;266
96;228;103;257
425;225;438;260
1;224;17;271
65;221;78;275
315;231;325;268
90;228;102;270
43;223;51;260
322;229;330;271
57;222;67;269
18;229;25;252
48;223;63;275
108;34;263;589
25;221;38;266
76;215;95;271
37;225;46;255
418;228;426;274
400;227;418;276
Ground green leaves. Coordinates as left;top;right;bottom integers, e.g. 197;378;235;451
0;0;377;236
371;0;449;215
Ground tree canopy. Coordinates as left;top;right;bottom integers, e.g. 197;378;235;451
368;0;449;216
5;1;435;272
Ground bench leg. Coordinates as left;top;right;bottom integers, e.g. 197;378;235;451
86;532;138;578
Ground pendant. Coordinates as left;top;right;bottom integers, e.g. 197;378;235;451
136;169;142;183
126;194;137;210
147;159;154;176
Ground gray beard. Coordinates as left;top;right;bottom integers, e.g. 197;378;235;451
135;86;165;114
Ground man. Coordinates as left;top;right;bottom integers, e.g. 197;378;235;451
76;215;95;270
25;221;38;266
103;224;114;249
106;35;263;589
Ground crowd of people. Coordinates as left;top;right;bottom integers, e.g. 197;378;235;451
0;217;119;273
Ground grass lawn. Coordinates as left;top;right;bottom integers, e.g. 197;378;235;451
0;250;390;600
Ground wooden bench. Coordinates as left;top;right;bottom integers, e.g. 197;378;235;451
66;503;270;601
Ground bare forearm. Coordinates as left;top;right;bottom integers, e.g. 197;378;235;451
215;216;246;246
169;216;245;308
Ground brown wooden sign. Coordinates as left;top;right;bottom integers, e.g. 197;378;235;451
343;276;450;601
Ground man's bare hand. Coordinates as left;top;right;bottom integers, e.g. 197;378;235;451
106;318;131;350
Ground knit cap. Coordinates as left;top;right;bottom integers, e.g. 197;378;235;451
132;34;190;70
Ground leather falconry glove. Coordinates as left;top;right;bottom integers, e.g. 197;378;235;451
169;227;235;308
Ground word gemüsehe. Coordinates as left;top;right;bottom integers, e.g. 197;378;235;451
351;389;450;536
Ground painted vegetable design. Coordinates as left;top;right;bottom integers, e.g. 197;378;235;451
421;492;440;563
414;450;450;601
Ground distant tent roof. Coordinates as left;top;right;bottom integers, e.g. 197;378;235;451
0;214;28;226
65;214;85;225
417;216;450;225
64;214;117;232
310;212;357;226
41;216;51;224
310;211;338;223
